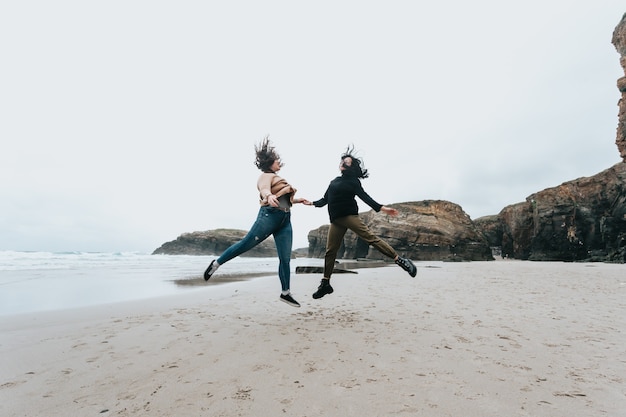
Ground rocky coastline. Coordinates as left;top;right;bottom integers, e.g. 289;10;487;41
153;164;625;262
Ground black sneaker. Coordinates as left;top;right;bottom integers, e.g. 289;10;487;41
204;260;219;281
312;279;334;299
395;257;417;277
280;293;301;308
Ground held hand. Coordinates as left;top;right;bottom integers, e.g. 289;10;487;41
381;206;398;216
299;199;312;206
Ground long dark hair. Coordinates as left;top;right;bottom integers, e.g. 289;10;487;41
255;136;283;173
341;145;369;179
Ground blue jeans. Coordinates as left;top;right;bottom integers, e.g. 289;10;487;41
217;206;293;291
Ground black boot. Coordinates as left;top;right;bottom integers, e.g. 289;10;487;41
312;279;334;299
395;257;417;277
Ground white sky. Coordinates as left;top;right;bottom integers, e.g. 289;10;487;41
1;1;624;253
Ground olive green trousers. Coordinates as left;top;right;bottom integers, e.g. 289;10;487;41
324;215;398;278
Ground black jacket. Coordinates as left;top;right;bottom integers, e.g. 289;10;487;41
313;174;382;222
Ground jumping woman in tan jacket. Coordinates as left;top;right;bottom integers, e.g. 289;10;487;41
203;136;310;307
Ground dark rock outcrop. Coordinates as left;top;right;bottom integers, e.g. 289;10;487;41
307;200;494;262
612;12;626;161
152;229;277;256
476;163;626;262
473;215;502;248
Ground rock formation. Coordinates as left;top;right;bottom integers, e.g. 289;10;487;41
473;15;626;263
612;13;626;161
307;200;494;262
472;215;501;248
152;229;277;256
476;163;626;262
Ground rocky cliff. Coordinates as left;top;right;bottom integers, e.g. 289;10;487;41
307;200;494;262
152;229;277;256
471;15;626;263
612;13;626;161
476;163;626;262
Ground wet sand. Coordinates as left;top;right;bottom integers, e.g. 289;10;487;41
1;260;624;416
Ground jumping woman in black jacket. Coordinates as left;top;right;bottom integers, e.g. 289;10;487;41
305;146;417;299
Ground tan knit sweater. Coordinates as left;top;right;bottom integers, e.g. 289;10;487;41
257;173;297;206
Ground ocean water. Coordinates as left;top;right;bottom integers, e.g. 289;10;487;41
0;251;322;316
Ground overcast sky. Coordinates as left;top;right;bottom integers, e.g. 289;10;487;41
1;1;625;253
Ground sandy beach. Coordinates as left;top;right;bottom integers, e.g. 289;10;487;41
1;260;624;417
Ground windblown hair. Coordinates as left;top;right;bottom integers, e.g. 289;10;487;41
341;145;369;179
255;136;283;172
